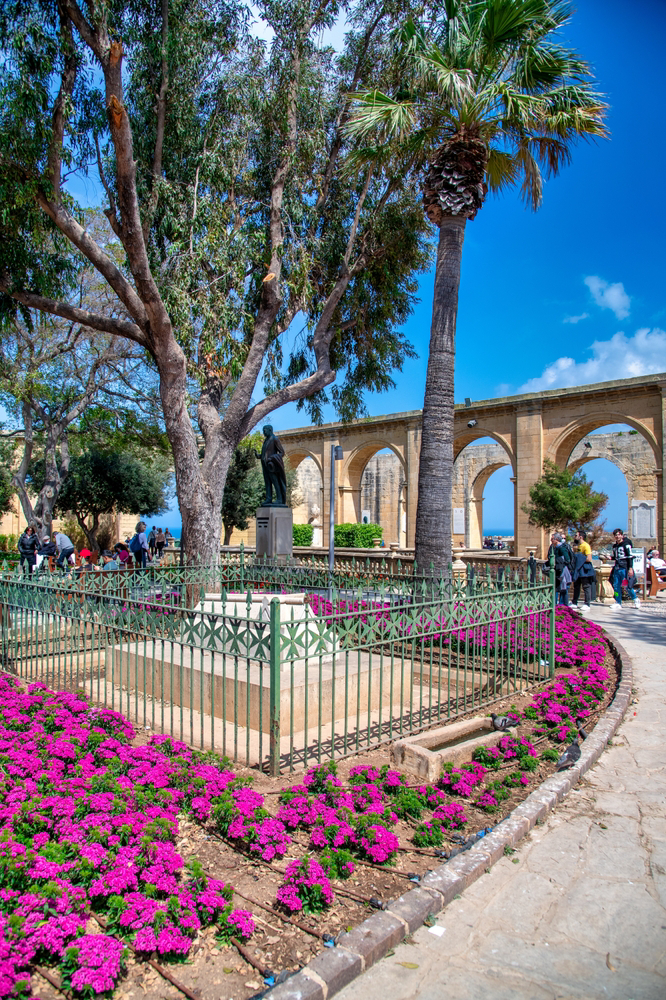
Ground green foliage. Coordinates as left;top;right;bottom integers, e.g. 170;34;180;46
334;523;383;548
221;435;264;544
347;3;608;213
521;460;608;534
0;433;15;518
540;747;559;762
293;523;314;546
413;819;445;848
54;449;171;550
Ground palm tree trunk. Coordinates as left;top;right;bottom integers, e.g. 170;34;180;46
414;214;466;576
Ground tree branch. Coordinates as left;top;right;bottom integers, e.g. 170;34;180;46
142;0;169;242
0;283;148;347
49;10;78;204
95;134;121;237
35;194;149;330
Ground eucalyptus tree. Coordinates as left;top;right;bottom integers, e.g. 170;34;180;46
0;288;159;539
0;0;432;563
347;0;607;572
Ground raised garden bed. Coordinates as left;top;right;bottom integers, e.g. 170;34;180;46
0;609;618;1000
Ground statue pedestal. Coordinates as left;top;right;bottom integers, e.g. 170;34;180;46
256;506;293;561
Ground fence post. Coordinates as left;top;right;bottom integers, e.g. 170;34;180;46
549;551;556;677
268;597;281;776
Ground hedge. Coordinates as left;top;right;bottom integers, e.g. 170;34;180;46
293;523;314;546
333;523;382;548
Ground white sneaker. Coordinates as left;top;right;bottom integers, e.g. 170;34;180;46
633;598;641;609
581;604;591;614
610;602;622;611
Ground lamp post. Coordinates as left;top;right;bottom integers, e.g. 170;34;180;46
329;444;343;574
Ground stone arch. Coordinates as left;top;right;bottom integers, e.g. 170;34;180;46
338;440;407;544
549;413;660;470
566;431;658;544
452;437;513;548
453;427;516;473
282;449;324;538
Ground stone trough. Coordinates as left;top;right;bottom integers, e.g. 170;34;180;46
391;715;517;782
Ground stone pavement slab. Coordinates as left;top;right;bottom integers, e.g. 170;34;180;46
336;606;666;1000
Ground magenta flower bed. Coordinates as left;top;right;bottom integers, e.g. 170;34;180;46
0;607;613;996
0;679;253;998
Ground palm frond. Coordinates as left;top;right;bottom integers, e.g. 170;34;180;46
515;141;543;210
345;91;417;142
415;49;475;103
485;148;520;193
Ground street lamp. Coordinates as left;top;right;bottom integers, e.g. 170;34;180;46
329;445;343;573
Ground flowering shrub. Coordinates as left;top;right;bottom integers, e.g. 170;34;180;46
413;820;446;848
0;677;254;997
438;762;487;798
275;858;334;913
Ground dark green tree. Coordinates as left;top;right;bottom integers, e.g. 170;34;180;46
522;460;608;536
221;436;264;545
0;0;432;564
54;449;171;551
0;432;16;518
347;1;607;572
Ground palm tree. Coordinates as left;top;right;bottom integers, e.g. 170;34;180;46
346;0;607;575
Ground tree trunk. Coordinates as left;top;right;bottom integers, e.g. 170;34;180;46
414;214;467;577
154;333;233;566
223;524;233;546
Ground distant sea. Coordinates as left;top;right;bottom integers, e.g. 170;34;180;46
484;528;514;536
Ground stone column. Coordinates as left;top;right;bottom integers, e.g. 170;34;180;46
657;385;666;559
515;403;545;557
405;422;420;549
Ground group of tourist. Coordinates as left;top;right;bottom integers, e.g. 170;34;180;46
17;521;175;576
548;527;650;612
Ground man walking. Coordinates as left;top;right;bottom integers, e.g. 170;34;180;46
148;526;157;558
604;528;640;611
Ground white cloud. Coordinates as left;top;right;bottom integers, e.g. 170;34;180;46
584;275;630;319
518;328;666;393
563;312;589;324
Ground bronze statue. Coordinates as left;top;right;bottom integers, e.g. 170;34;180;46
256;425;287;506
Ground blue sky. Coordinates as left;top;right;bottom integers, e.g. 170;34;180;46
248;0;665;535
62;1;666;534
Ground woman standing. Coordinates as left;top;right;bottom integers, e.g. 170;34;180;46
18;525;38;575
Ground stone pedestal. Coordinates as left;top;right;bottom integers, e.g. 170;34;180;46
256;506;293;560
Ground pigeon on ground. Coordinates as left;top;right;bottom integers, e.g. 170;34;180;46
491;713;520;731
555;738;581;771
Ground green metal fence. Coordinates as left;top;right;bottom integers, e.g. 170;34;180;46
0;557;555;774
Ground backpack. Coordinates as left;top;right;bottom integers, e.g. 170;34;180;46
129;533;141;554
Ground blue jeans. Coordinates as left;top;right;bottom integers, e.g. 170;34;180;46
613;567;637;604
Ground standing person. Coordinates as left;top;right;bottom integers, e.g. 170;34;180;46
546;532;573;606
155;527;166;560
148;526;157;558
130;521;150;569
603;528;640;611
53;530;76;571
18;525;39;575
572;529;596;613
164;528;173;548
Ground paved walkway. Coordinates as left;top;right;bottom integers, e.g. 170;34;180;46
338;606;666;1000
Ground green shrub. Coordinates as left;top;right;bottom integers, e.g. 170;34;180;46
0;535;7;552
333;523;383;548
7;534;17;551
293;523;314;546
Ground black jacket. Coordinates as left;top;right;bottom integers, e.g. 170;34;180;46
612;538;633;570
18;531;39;557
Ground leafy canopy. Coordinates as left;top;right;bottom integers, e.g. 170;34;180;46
54;449;171;525
522;459;608;534
346;0;608;210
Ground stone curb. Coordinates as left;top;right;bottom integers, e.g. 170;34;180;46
265;630;632;1000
